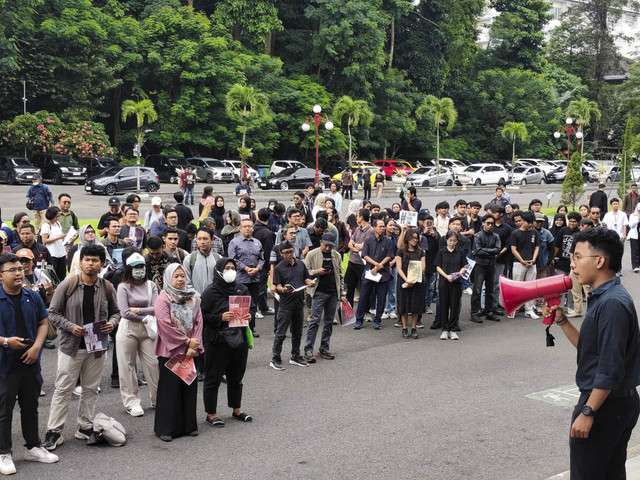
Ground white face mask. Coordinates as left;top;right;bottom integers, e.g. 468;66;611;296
132;267;146;280
223;269;236;283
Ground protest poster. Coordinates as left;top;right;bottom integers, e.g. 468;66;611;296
229;295;251;327
84;322;109;353
165;353;197;385
398;210;418;227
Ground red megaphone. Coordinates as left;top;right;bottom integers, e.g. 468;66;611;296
499;275;573;326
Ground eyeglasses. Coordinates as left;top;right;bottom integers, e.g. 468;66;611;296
1;267;24;274
281;250;294;255
570;254;601;262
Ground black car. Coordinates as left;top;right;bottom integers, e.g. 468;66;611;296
259;167;331;190
144;154;182;183
85;166;160;195
78;156;119;178
0;156;41;184
30;154;87;184
321;159;347;178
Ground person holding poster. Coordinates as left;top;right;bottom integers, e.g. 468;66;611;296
394;228;426;339
154;264;203;442
200;258;254;428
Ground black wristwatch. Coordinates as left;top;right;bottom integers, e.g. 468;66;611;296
582;405;595;417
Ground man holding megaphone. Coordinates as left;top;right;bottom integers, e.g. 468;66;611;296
541;228;640;479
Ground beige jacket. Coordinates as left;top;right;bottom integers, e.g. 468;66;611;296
303;247;346;297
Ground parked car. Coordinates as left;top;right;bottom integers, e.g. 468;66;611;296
406;166;454;187
373;159;415;179
458;164;509;186
144;154;182;183
221;160;258;182
0;156;41;184
259;167;331;191
30;154;87;185
270;160;306;176
517;158;556;176
186;157;234;183
321;159;348;178
78;156;119;178
511;166;546;185
85;166;160;195
438;158;469;176
546;165;597;184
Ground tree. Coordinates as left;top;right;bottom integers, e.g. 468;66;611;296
212;0;283;53
565;98;602;156
562;151;585;211
225;84;269;169
332;96;374;165
416;95;457;187
501;122;528;183
121;98;157;191
619;116;636;199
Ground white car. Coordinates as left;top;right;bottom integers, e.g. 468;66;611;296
406;166;455;187
438;158;469;176
511;166;547;185
270;160;306;176
222;160;258;182
459;163;509;186
517;158;556;176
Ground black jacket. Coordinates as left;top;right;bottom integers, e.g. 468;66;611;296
252;221;275;263
472;229;501;266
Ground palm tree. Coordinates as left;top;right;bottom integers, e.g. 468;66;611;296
416;95;457;188
225;84;269;170
565;98;602;156
121;98;157;192
501;122;528;184
332;96;374;166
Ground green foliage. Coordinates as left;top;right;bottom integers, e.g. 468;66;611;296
333;95;374;164
561;151;585;210
416;95;457;185
501;121;528;180
619;116;636;198
212;0;283;50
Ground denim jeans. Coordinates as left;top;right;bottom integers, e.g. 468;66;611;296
385;269;397;314
183;186;194;205
355;278;390;326
424;272;436;307
305;291;338;353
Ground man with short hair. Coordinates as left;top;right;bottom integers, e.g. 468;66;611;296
341;169;353;200
252;208;275;317
173;191;194;230
470;215;501;323
26;174;53;232
602;198;628;243
345;208;373;307
164;207;191;251
182;228;221;294
491;206;512;315
12;224;50;264
492;186;509;207
0;254;59;473
119;208;146;250
509;211;540;318
543;228;640;479
57;193;79;244
145;235;177;290
97;197;123;237
275;208;312;257
434;201;450;236
554;212;582;317
589;183;608;216
589;207;602;228
622;183;639;216
180;166;196;205
400;186;422;212
467;201;482;233
162;227;189;263
528;199;549;230
303;232;346;362
43;245;120;450
268;203;286;234
196;218;224;256
454;200;470;235
307;218;328;251
101;218;127;260
293;192;313;227
235;177;251;198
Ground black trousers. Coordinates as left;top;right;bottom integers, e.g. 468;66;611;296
272;304;304;361
203;341;248;414
244;282;259;331
439;279;462;331
362;184;371;200
570;392;640;479
630;239;640;270
110;327;119;379
345;262;364;307
342;185;353;200
154;356;198;438
0;362;43;453
256;268;270;312
471;264;495;313
50;256;67;282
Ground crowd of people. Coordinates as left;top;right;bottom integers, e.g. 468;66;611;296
0;173;639;475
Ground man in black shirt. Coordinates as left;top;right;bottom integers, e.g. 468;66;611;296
491;206;512;315
101;217;127;260
271;242;315;371
307;218;328;251
543;228;640;479
419;215;440;324
119;208;146;250
173;191;194;231
164;207;191;251
470;215;501;323
509;211;539;318
553;212;581;316
12;224;50;264
588;183;608;216
97;197;123;237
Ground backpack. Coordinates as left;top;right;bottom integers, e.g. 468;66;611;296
89;413;126;446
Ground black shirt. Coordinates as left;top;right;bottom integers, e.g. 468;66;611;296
273;259;310;309
9;293;27;339
509;228;539;262
79;284;95;349
97;211;123;233
492;222;513;265
316;251;337;294
434;248;466;283
175;204;194;231
420;231;440;274
361;234;395;282
554;226;579;273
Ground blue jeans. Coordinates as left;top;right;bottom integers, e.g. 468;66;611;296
183;186;194;205
305;291;338;353
385;269;397;314
424;272;436;307
355;278;390;326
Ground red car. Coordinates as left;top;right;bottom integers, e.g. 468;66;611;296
373;159;415;179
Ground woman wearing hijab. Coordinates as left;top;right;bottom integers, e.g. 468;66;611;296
210;195;226;236
345;199;362;234
238;195;256;221
221;210;241;255
550;213;567;241
68;224;112;275
311;193;327;221
201;258;254;427
154;263;203;442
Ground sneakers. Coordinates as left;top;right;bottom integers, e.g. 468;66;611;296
127;405;144;417
364;313;372;322
402;328;410;339
42;431;63;451
0;454;15;475
303;351;317;364
289;357;309;367
318;350;335;360
373;323;382;330
416;321;424;329
381;312;390;319
524;311;540;319
260;308;275;315
111;377;120;388
197;372;205;382
24;446;59;464
389;312;398;319
353;321;363;330
73;385;82;396
485;313;500;322
255;311;264;319
410;329;418;339
369;308;376;315
635;267;640;273
425;307;433;314
449;331;459;340
440;331;449;340
566;310;582;318
494;306;506;315
394;320;403;328
463;287;473;295
430;322;441;330
75;428;93;440
470;315;483;324
270;359;285;371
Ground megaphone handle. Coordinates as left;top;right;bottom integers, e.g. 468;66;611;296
543;296;561;326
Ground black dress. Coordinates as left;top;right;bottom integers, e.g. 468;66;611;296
395;248;426;315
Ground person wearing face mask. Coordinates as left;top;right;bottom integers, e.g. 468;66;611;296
115;253;159;417
200;258;254;427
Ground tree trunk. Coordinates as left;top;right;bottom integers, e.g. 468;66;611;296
435;124;440;188
388;16;395;70
348;120;352;165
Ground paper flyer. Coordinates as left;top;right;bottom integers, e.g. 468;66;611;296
398;210;418;227
364;270;382;283
229;295;251;327
63;227;77;245
340;301;356;326
407;260;423;283
461;258;476;281
165;353;197;385
84;322;109;353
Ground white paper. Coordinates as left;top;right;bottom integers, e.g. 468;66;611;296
364;270;382;282
398;210;418;227
461;258;476;281
63;227;77;245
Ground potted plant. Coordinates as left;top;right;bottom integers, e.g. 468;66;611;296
597;163;608;183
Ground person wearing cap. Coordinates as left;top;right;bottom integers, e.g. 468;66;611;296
26;174;54;232
302;232;346;362
17;248;54;308
115;252;159;417
144;197;165;237
97;197;123;237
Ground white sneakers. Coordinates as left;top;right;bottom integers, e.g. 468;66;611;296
463;287;473;295
524;311;539;319
440;331;448;340
388;312;398;319
127;405;144;417
0;454;15;475
255;312;264;319
449;332;459;340
381;312;389;319
566;310;582;318
25;446;59;464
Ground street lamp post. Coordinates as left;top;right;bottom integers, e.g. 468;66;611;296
302;105;333;186
554;117;583;161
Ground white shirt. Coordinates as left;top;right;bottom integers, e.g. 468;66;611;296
628;204;640;240
602;209;629;238
40;221;66;258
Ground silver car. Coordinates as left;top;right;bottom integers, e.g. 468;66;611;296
511;166;546;185
186;157;234;183
406;166;454;187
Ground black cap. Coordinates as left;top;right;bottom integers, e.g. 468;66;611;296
108;197;120;206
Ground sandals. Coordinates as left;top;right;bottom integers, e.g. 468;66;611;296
232;412;253;422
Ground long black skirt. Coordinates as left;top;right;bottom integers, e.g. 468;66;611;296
154;356;198;439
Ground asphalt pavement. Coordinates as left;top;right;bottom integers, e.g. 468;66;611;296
2;180;639;479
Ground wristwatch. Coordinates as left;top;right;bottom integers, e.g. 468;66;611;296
2;338;8;349
582;405;595;417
